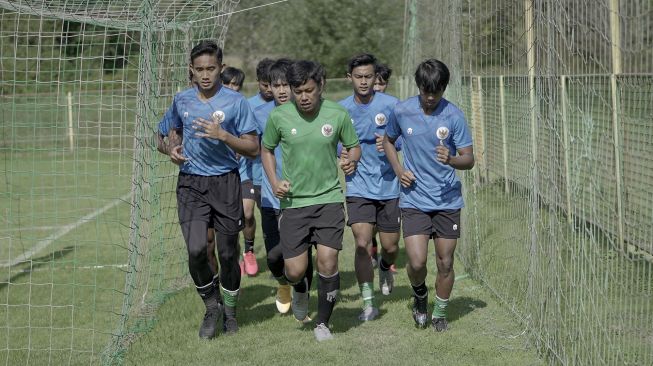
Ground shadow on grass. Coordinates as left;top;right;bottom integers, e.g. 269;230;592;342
0;246;74;290
448;296;487;322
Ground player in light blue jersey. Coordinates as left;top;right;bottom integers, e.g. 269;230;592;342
373;63;392;93
338;54;401;321
238;58;276;277
160;40;259;339
221;66;245;92
383;59;474;332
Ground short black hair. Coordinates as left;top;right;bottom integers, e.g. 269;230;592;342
268;58;294;84
256;58;275;83
221;67;245;87
347;53;377;74
414;59;450;94
375;63;392;81
286;60;326;89
190;40;223;64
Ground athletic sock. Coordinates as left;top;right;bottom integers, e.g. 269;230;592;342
371;236;378;248
197;283;221;312
411;282;428;298
432;295;449;319
379;258;391;272
316;272;340;325
275;275;289;286
222;286;239;319
211;274;223;304
244;239;255;253
359;282;375;308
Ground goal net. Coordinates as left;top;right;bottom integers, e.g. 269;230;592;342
0;1;239;364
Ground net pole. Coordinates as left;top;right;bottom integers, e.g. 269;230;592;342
67;91;74;152
560;75;572;226
499;75;509;194
609;0;625;253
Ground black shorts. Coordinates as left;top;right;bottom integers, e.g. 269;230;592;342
241;179;261;207
176;170;244;235
278;203;345;259
346;196;401;233
401;208;461;239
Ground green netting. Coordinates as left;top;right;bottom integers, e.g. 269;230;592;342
405;0;652;364
0;1;239;364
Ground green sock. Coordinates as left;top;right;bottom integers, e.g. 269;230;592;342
359;282;375;309
221;286;239;308
432;295;449;319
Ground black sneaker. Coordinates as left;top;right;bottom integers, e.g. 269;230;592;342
412;295;428;329
223;315;239;335
198;310;220;339
431;317;448;332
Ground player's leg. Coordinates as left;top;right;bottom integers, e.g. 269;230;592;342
347;197;379;320
401;208;432;329
369;227;378;268
376;198;401;296
278;207;312;322
211;171;246;335
261;207;291;313
241;180;258;276
206;227;223;306
176;174;222;339
312;203;345;341
430;209;461;332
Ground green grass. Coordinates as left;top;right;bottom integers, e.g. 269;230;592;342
122;216;543;365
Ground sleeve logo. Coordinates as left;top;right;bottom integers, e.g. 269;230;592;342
407;127;413;135
374;113;387;126
212;110;225;123
291;128;297;135
321;124;334;137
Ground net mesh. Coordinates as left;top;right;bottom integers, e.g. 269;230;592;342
405;0;652;364
0;0;238;364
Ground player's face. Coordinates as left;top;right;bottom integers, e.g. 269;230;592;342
373;77;388;93
418;88;444;112
271;78;292;105
190;54;222;93
292;79;323;116
348;64;376;98
258;80;273;101
224;81;242;92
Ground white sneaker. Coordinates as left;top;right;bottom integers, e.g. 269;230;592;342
357;306;379;321
379;268;394;295
313;323;334;341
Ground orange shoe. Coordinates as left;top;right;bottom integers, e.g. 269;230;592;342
243;251;258;276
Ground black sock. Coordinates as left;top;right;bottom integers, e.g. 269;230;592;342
289;275;308;293
306;250;314;290
316;272;339;325
372;236;378;248
212;274;223;304
244;239;254;253
197;283;221;312
379;258;391;271
411;282;428;298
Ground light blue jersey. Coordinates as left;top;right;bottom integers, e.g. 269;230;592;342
158;86;257;176
385;96;473;211
338;92;400;200
254;101;282;209
239;93;270;181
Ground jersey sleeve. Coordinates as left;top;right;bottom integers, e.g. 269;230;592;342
452;114;473;149
159;97;181;135
235;97;258;136
385;109;401;140
261;113;280;150
339;111;360;149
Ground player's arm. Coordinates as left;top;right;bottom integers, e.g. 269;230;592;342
436;145;474;169
383;133;415;188
261;115;290;198
192;118;259;158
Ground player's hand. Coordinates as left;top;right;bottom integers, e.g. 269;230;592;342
339;157;357;175
339;148;348;160
169;145;188;165
375;133;384;153
436;145;450;165
273;180;291;199
192;117;228;141
399;169;416;188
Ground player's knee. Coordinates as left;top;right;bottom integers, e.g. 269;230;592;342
316;257;337;275
408;257;427;271
354;245;369;257
284;266;305;282
187;244;208;264
436;256;454;274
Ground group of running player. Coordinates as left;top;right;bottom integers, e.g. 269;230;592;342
157;40;475;342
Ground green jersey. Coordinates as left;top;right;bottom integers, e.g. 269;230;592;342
262;99;360;209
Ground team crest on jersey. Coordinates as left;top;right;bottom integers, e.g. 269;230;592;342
437;126;450;140
291;128;297;135
321;124;334;137
374;113;387;126
212;110;225;123
407;127;413;135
